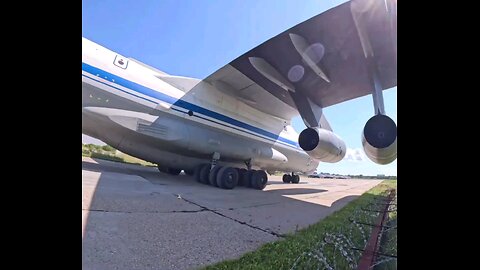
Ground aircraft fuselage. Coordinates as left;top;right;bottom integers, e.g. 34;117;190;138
82;38;319;174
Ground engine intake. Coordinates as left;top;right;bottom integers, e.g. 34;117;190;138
362;114;397;164
299;128;346;163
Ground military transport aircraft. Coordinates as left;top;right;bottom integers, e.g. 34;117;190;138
82;0;397;190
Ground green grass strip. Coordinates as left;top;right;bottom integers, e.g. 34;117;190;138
204;180;397;270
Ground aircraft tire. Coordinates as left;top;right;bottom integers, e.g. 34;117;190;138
237;168;248;186
208;165;223;186
245;170;255;188
216;167;239;189
194;164;207;182
199;164;211;184
291;175;300;184
251;170;268;190
282;174;292;183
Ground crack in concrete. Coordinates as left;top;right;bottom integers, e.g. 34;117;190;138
174;194;285;238
82;208;206;214
233;201;283;210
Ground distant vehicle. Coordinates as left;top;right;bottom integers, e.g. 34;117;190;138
309;172;334;178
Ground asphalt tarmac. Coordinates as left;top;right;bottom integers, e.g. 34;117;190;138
82;157;381;269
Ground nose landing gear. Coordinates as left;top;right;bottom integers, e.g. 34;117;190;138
283;173;300;184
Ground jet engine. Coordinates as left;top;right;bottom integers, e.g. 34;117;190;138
362;114;397;164
299;128;346;162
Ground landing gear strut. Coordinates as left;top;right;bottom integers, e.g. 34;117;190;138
194;152;221;184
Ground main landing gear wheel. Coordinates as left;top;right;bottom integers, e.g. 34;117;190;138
237;168;248;186
216;167;239;189
208;165;223;187
250;170;268;190
244;170;255;188
199;164;211;184
194;164;209;183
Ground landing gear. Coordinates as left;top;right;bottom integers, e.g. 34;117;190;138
199;164;211;184
292;174;300;184
237;168;248;186
244;170;255;188
184;169;194;176
216;167;239;189
250;170;268;190
194;164;209;183
195;164;268;190
188;155;269;190
208;165;223;187
283;173;300;184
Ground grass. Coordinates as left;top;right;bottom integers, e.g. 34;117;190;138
376;189;397;270
90;152;124;162
115;152;157;167
203;180;397;270
82;148;156;167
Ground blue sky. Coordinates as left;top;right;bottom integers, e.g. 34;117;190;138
82;0;397;176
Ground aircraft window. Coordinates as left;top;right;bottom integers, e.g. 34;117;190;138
188;110;194;116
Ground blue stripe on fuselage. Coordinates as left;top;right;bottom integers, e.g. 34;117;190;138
82;62;299;148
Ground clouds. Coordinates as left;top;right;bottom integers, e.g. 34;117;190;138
343;148;367;162
335;148;397;175
318;150;397;176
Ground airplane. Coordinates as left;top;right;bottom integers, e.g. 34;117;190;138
82;0;397;190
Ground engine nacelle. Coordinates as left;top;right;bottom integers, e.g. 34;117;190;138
299;128;346;163
362;114;397;164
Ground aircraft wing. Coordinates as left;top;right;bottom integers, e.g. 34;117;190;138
202;0;396;121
